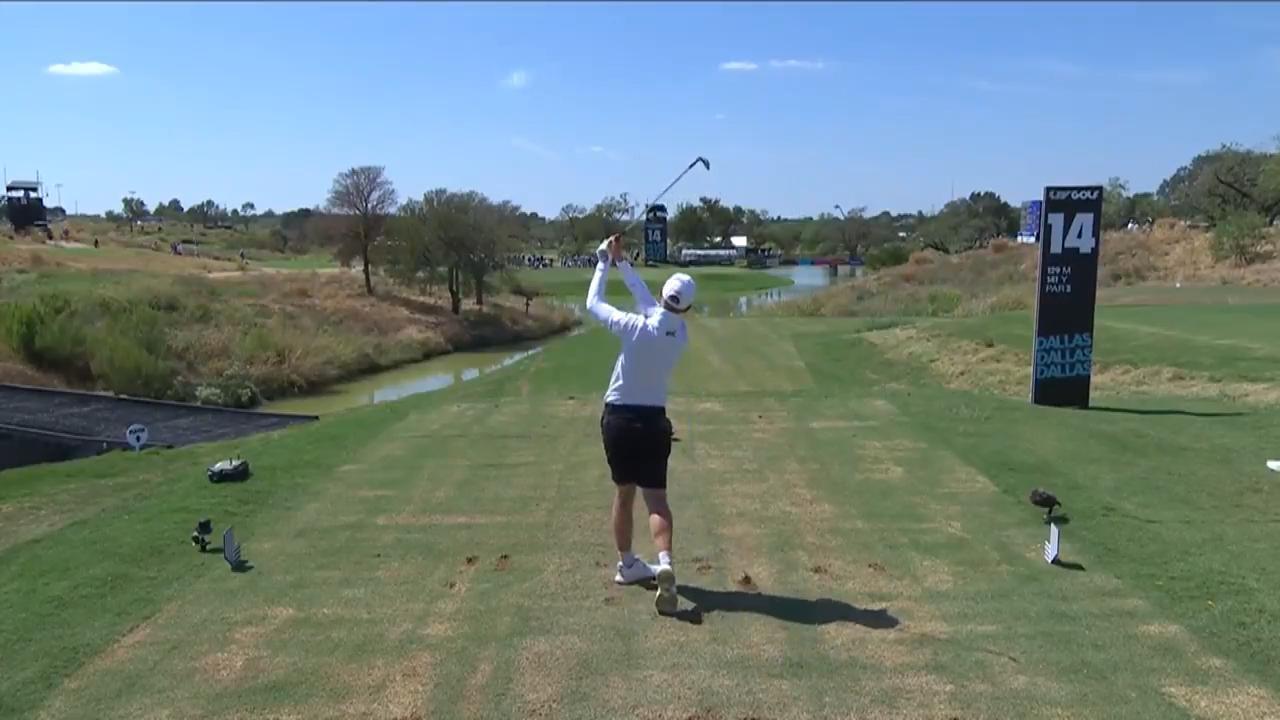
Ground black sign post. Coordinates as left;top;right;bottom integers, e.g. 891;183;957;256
643;204;668;264
1030;186;1104;408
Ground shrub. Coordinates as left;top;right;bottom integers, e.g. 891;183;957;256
1211;212;1269;266
865;243;912;270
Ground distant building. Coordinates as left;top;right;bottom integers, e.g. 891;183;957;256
711;235;751;258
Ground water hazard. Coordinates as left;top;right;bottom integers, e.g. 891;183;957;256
264;265;849;416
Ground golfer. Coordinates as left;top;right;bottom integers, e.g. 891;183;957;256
586;233;695;615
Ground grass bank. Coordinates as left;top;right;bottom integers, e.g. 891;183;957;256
772;226;1280;319
0;267;577;407
3;301;1279;718
4;217;336;270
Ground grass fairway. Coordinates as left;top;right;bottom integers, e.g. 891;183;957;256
3;304;1279;718
518;264;792;302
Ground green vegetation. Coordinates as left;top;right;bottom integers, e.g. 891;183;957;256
775;225;1280;320
1211;211;1272;266
0;268;575;406
3;299;1279;718
514;264;792;303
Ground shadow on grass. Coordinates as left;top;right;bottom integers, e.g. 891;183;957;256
1052;559;1086;572
1087;406;1246;418
671;584;899;628
1044;513;1071;526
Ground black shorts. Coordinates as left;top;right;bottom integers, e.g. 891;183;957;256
600;403;673;490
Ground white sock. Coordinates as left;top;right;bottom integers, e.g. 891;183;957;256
621;552;637;567
658;551;672;567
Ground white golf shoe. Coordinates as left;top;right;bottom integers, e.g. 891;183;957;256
615;558;656;585
654;564;678;615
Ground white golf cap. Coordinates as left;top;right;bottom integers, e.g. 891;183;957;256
661;273;696;311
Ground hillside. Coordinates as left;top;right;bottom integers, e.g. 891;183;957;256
0;235;577;407
776;224;1280;319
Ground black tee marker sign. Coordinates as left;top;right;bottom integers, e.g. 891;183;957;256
643;204;669;264
1030;186;1103;408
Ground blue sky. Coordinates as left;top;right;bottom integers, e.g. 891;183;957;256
5;2;1278;218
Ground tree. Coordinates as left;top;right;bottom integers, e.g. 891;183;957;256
188;199;221;227
121;196;148;221
698;196;737;245
670;202;709;248
326;165;398;295
1129;192;1169;225
760;223;802;256
590;194;637;238
383;198;442;296
742;208;769;247
465;197;523;306
276;207;315;253
154;198;184;220
916;191;1017;254
239;201;256;230
555;203;589;255
420;188;480;314
1102;177;1135;230
1158;145;1280;224
1211;211;1269;266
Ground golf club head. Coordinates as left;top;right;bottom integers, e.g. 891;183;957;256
696;156;710;171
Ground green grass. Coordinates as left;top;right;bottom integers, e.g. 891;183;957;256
517;264;792;303
939;301;1280;383
252;253;337;271
0;268;575;406
2;303;1279;718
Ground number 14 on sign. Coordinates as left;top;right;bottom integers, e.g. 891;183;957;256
1046;213;1096;255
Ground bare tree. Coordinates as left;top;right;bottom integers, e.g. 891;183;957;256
326;165;398;295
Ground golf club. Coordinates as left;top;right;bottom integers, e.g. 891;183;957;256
623;156;711;233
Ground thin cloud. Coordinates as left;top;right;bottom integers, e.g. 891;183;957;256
578;145;622;161
714;113;727;120
511;136;557;160
1124;68;1209;86
503;69;530;89
46;61;119;76
769;59;825;70
719;61;759;72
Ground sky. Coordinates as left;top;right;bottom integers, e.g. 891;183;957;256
4;1;1279;218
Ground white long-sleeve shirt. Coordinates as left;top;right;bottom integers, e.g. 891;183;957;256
585;259;688;408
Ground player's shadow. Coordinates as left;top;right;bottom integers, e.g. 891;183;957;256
672;584;899;628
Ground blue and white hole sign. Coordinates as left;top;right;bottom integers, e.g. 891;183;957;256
125;423;149;451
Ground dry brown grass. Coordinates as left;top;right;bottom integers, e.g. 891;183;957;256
779;227;1280;319
865;325;1280;406
0;262;577;405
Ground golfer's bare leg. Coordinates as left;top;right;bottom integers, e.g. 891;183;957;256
643;488;678;614
612;484;636;559
641;489;673;555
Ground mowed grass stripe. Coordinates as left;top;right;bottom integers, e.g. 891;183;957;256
795;332;1280;717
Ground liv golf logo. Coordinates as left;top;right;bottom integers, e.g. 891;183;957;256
1030;186;1103;408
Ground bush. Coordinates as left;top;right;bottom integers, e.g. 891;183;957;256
866;243;912;270
89;331;175;398
1211;212;1269;266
